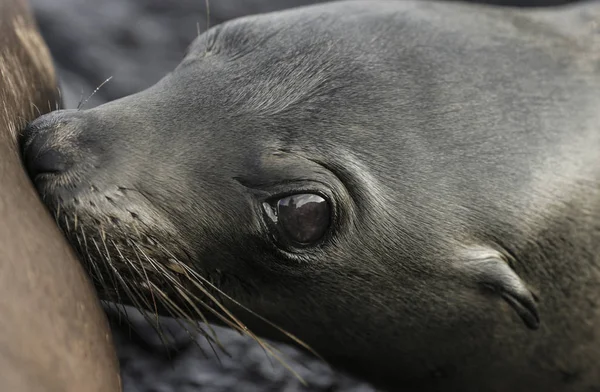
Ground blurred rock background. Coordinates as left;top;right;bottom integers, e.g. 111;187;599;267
28;0;578;390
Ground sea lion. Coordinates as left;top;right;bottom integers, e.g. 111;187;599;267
0;0;121;390
20;0;600;391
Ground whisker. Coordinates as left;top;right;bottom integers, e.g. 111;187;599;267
111;240;158;312
64;214;70;234
171;284;227;351
56;87;62;111
161;241;319;360
128;240;222;354
104;301;152;347
151;241;315;376
149;259;223;337
111;240;170;345
79;225;109;290
205;0;210;33
147;262;225;347
129;243;161;324
55;202;61;225
30;102;41;117
60;211;312;383
148;282;212;357
73;232;96;280
167;265;308;384
101;237;173;349
78;76;113;111
173;286;229;363
92;236;123;313
77;87;84;110
183;262;323;362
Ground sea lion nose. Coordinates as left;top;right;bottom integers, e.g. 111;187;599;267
21;112;73;181
22;133;70;179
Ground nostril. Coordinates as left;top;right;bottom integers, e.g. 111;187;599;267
22;132;71;180
19;109;83;183
29;150;69;177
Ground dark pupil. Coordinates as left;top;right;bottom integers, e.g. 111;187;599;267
277;194;330;244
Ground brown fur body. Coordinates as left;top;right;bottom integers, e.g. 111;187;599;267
0;0;121;390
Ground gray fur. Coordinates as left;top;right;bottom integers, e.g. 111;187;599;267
21;1;600;391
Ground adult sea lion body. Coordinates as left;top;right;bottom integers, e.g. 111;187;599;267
0;0;121;390
21;0;600;391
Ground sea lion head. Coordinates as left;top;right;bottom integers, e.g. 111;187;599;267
21;2;544;389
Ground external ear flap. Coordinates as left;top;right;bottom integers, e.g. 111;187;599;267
461;249;540;330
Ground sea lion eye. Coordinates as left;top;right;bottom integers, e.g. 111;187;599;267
268;193;331;246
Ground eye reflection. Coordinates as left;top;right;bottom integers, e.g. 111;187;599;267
271;193;331;246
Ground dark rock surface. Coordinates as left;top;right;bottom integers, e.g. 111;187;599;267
107;306;373;392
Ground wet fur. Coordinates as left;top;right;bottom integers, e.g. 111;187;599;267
0;0;121;390
0;0;57;145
